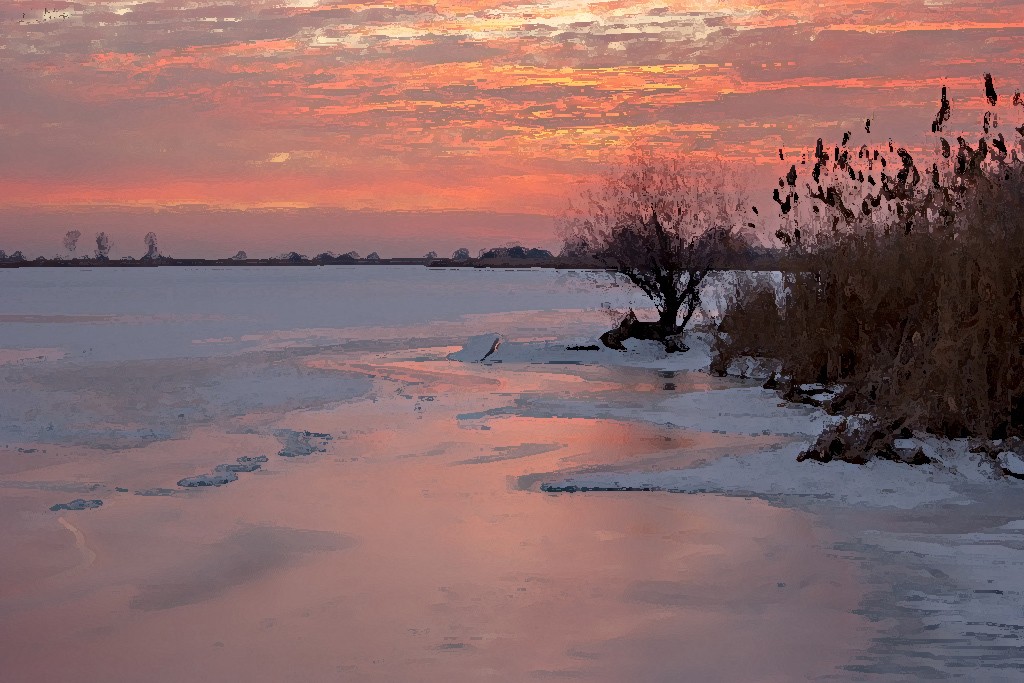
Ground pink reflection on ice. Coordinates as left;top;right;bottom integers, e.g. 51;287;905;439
0;345;872;681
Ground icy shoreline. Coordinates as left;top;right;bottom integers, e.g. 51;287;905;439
469;335;1024;679
3;266;1023;680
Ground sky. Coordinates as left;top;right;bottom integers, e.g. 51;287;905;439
1;0;1023;258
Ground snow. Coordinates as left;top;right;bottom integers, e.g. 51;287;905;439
442;313;1024;675
0;266;635;362
274;429;332;458
446;333;504;362
543;447;970;509
49;498;103;511
999;451;1024;476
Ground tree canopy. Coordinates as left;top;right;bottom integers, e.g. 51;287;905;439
559;149;743;348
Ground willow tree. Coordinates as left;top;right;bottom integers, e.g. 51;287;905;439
94;232;111;260
143;232;159;259
63;230;82;257
559;149;740;351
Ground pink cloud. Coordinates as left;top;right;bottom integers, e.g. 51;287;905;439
1;0;1023;255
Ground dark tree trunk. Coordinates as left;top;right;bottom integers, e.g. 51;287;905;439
600;309;689;353
657;301;681;338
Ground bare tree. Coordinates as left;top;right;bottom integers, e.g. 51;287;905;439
143;232;159;259
94;232;111;260
559;148;740;351
63;230;82;256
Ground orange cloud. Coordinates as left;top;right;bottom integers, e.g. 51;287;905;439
2;0;1023;255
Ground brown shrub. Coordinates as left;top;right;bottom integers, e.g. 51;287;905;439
714;76;1024;446
709;272;783;377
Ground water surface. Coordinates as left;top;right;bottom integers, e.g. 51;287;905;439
0;268;873;680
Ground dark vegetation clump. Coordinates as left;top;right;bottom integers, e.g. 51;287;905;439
94;231;111;260
796;418;931;466
559;148;743;351
312;251;360;264
713;75;1024;463
0;250;26;263
479;245;554;260
142;231;160;259
63;229;82;257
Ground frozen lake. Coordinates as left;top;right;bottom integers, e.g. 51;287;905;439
5;266;1008;681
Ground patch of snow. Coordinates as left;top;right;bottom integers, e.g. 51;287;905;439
541;444;970;509
177;455;269;488
449;332;725;375
50;498;103;511
850;514;1024;673
447;333;504;362
135;488;178;497
177;469;238;488
997;519;1024;531
998;451;1024;476
275;429;332;458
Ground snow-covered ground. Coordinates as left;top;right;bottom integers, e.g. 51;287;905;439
1;266;1022;680
447;296;1024;679
499;337;1024;679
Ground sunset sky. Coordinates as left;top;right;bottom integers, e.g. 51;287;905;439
2;1;1023;257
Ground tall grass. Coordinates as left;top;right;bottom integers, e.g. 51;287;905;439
714;77;1024;457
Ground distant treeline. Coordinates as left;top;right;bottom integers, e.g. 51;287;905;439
437;240;790;270
0;252;434;268
1;230;790;270
0;242;793;271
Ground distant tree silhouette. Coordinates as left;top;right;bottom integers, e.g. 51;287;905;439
143;232;159;259
365;251;381;261
313;251;363;264
451;247;470;261
559;148;739;351
0;250;25;262
479;245;553;259
94;232;111;260
63;230;82;257
423;251;438;259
